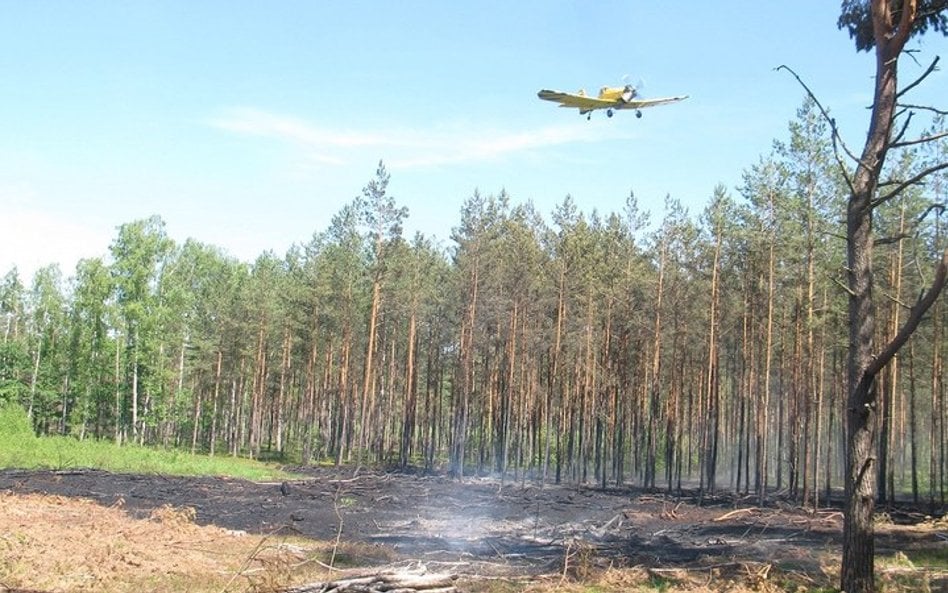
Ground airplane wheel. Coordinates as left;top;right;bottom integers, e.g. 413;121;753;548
636;110;643;119
607;109;614;118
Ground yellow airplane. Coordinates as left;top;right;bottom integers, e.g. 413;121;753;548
537;84;687;120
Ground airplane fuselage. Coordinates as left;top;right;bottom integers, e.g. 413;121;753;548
597;86;633;102
572;85;637;104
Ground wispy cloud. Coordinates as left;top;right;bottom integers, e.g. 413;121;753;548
208;107;634;169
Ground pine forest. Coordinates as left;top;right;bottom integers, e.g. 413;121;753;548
3;100;947;509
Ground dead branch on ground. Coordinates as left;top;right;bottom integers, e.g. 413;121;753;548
712;507;758;522
283;566;459;593
661;501;684;520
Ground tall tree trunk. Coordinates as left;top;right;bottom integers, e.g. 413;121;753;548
841;5;944;592
359;273;382;464
28;339;41;420
275;328;291;455
704;222;722;494
208;350;222;456
190;362;203;454
547;267;566;483
336;325;352;466
933;290;945;508
757;222;776;504
249;327;267;459
812;287;829;508
908;341;919;502
114;336;122;444
453;254;479;478
132;334;139;441
647;236;666;490
400;309;418;467
167;338;186;448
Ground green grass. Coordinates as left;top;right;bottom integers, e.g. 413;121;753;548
0;403;297;480
901;547;948;570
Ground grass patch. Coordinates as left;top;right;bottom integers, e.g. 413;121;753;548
878;548;948;570
875;550;947;593
901;547;948;569
0;403;297;480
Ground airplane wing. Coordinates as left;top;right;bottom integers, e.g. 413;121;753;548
537;89;617;113
618;95;689;110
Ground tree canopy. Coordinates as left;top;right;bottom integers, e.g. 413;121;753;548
838;0;948;51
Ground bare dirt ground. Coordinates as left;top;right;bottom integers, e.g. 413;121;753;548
1;466;946;592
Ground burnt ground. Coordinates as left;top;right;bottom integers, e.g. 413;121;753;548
1;466;946;584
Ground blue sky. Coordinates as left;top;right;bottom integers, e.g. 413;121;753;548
2;2;946;281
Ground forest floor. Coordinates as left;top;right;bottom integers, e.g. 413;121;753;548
1;465;946;592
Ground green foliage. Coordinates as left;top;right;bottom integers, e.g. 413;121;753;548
885;547;948;569
0;402;35;440
0;342;29;406
645;575;673;592
838;0;948;52
0;403;37;468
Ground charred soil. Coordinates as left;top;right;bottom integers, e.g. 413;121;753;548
1;466;946;591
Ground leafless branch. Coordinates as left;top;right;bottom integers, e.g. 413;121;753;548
874;233;911;246
897;56;941;99
873;161;948;207
891;129;948;149
897;103;948;116
914;203;947;227
879;288;913;310
891;111;915;146
775;65;861;191
832;133;857;194
877;204;947;244
903;48;924;68
821;229;849;242
832;275;856;297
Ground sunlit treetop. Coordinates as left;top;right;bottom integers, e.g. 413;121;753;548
838;0;948;51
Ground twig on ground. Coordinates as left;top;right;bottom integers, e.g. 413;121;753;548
712;507;757;522
329;483;345;575
559;539;573;586
661;501;684;520
218;527;280;593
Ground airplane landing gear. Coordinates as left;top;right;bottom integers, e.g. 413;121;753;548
635;110;643;119
607;108;614;118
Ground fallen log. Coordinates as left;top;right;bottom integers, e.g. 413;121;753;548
284;568;458;593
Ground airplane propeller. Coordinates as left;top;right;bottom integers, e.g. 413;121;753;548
620;75;645;103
